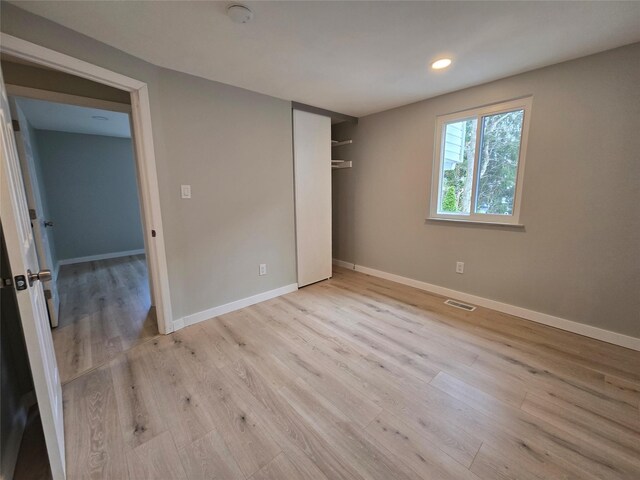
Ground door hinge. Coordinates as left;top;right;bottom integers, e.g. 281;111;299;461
12;119;20;132
29;208;37;220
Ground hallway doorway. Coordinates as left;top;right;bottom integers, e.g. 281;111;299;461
9;93;156;382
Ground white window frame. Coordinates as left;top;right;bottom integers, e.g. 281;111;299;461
429;96;532;226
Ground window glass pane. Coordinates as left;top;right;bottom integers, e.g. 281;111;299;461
438;118;477;214
475;109;524;215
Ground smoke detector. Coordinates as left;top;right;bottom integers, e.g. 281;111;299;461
227;4;253;24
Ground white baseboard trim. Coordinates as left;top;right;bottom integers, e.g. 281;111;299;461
333;259;640;351
172;317;184;333
332;258;356;270
173;283;299;332
58;249;146;266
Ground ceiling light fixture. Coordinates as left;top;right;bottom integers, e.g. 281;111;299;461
431;58;452;70
91;115;108;121
227;4;253;24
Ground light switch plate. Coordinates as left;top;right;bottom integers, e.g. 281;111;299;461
181;185;191;199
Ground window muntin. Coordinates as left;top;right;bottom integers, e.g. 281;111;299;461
430;98;531;225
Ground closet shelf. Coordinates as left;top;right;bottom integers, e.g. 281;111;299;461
332;161;352;170
331;140;353;147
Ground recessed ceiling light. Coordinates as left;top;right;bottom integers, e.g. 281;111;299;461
431;58;452;70
227;4;253;24
91;115;108;121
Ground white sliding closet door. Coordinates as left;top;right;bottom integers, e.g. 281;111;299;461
293;109;332;287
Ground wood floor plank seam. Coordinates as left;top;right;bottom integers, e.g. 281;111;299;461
61;334;159;387
468;440;484;473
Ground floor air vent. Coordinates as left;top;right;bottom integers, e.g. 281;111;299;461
444;299;476;311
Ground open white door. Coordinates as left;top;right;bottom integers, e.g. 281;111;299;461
10;98;60;327
0;69;66;478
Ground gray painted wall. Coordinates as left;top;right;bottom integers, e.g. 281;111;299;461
19;113;60;275
1;3;297;320
332;43;640;338
34;130;144;261
155;70;295;318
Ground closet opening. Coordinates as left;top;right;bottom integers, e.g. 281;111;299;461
291;102;356;288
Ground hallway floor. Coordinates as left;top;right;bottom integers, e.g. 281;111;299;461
53;254;156;384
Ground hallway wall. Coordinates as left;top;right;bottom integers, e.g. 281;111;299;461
34;130;144;263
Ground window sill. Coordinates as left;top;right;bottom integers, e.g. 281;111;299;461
426;217;525;228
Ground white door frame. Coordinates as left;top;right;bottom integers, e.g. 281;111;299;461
7;84;133;114
0;33;174;334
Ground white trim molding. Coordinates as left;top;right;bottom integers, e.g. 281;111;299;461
333;259;640;351
6;84;132;113
332;258;356;270
0;34;145;91
173;283;299;331
1;33;173;335
57;249;146;267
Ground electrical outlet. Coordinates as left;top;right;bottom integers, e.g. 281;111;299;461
181;184;191;199
456;262;464;274
259;264;267;276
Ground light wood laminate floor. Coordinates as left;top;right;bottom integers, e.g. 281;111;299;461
62;266;640;479
53;255;156;384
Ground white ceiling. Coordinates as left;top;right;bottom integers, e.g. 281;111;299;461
15;97;131;138
10;1;640;117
